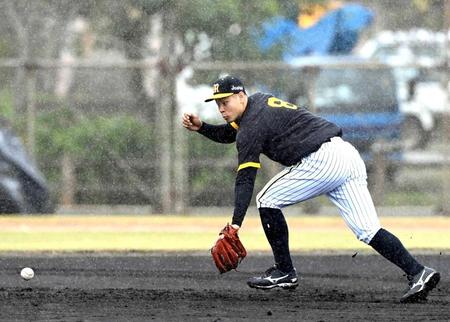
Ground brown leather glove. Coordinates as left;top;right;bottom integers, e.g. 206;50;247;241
211;224;247;274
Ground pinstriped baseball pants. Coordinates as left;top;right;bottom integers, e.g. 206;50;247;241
256;137;381;244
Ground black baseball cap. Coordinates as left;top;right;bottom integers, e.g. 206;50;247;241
204;75;246;102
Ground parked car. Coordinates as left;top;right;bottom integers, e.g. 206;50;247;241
391;65;450;150
357;29;450;149
279;56;403;178
357;29;448;67
400;98;434;150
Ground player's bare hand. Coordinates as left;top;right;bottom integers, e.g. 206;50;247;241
182;113;202;131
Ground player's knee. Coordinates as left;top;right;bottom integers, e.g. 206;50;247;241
355;228;380;244
256;190;265;208
256;190;277;209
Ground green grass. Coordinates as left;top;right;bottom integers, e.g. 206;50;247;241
0;232;216;252
0;215;449;252
0;231;359;252
1;231;449;252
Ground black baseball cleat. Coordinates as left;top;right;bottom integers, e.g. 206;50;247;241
400;266;440;303
247;265;298;290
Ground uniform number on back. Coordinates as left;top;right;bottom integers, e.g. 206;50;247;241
267;97;298;110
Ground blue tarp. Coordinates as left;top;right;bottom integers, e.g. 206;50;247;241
257;4;374;62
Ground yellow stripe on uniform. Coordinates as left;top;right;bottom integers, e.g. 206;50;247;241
238;162;261;171
230;122;239;130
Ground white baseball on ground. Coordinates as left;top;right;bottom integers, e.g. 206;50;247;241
20;267;34;280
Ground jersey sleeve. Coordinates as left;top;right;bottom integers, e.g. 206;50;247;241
197;122;237;144
232;167;257;227
236;130;262;171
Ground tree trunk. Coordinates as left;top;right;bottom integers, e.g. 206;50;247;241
61;153;76;206
24;65;36;160
155;8;178;214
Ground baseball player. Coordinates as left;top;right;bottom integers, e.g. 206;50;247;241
182;75;440;303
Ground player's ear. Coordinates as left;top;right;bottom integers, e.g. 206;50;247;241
238;91;246;103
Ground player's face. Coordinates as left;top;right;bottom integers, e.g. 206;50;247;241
215;93;246;122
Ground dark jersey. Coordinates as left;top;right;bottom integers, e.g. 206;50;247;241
200;92;342;168
198;92;342;226
238;92;342;168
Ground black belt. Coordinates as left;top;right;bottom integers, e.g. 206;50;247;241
308;137;333;155
296;137;334;165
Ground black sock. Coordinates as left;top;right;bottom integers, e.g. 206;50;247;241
259;207;293;273
369;228;423;276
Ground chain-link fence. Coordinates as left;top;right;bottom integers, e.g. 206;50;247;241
0;58;448;214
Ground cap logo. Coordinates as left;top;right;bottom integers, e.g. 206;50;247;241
204;76;244;102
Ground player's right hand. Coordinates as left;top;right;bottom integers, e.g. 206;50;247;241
182;113;202;131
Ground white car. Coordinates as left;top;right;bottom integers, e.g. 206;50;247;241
400;99;434;150
399;66;449;149
357;29;449;150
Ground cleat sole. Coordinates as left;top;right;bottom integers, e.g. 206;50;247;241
247;281;299;290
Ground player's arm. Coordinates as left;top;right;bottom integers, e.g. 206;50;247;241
182;112;236;144
231;167;258;227
231;132;262;227
198;122;237;144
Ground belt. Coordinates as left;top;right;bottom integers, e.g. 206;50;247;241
296;136;337;165
308;137;333;154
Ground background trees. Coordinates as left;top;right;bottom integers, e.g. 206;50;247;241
0;0;447;212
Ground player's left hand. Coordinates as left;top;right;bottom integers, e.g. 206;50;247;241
211;224;247;274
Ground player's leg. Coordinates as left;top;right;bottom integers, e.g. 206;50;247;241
253;167;296;281
255;137;350;271
371;229;440;303
249;205;298;289
258;207;293;273
249;139;349;289
326;141;440;302
327;179;424;274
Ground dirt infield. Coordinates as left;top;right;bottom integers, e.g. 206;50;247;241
0;252;448;321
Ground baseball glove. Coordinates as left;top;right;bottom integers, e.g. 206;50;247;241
211;224;247;274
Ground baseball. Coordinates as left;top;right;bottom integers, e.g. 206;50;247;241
20;267;34;280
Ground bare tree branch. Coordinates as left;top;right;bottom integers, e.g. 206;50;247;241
3;1;28;58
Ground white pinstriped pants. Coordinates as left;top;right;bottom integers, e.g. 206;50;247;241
256;137;381;244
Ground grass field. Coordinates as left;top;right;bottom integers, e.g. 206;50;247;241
0;215;449;252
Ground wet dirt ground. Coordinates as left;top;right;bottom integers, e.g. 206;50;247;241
0;253;448;321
